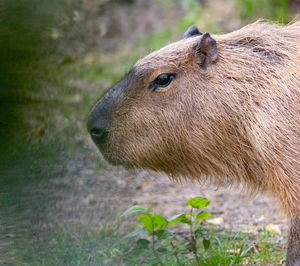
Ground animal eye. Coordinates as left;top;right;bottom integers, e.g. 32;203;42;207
155;74;172;86
149;73;176;91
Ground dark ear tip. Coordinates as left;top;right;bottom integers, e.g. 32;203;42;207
189;25;199;31
203;32;215;40
182;25;202;39
202;32;210;37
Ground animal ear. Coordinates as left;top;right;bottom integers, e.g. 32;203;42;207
182;25;202;39
192;32;218;68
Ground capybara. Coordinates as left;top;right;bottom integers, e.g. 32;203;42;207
87;20;300;265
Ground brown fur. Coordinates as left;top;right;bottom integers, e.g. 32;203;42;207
88;20;300;264
101;20;300;216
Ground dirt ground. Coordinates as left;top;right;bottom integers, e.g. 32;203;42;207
47;144;288;244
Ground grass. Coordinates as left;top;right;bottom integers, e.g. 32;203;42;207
10;222;285;265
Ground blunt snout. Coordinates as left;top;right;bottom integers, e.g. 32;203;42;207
87;114;108;143
87;99;111;144
88;76;125;148
88;124;107;140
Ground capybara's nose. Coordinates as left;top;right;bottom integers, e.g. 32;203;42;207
87;114;108;141
89;126;105;139
87;118;108;141
88;81;120;143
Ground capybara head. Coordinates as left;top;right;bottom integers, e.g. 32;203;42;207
88;21;300;207
87;27;222;173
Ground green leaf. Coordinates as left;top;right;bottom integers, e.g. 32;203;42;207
137;214;154;232
177;214;192;225
168;214;183;224
203;238;210;251
157;247;168;253
123;227;147;239
132;239;150;256
154;229;174;240
196;211;213;220
184;212;195;218
120;205;148;217
137;213;168;233
168;214;191;225
164;240;170;246
152;214;168;229
186;197;210;209
137;238;150;248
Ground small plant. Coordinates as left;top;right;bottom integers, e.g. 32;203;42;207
121;196;213;265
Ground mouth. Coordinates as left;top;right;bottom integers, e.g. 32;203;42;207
91;138;133;168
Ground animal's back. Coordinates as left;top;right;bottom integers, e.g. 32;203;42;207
214;20;300;216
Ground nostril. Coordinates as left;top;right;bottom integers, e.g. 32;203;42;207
90;128;104;138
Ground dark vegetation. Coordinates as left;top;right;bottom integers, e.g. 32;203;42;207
0;0;298;264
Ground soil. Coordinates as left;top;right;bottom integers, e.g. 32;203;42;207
46;151;288;243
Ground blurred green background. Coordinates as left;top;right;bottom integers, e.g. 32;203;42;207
0;0;298;264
